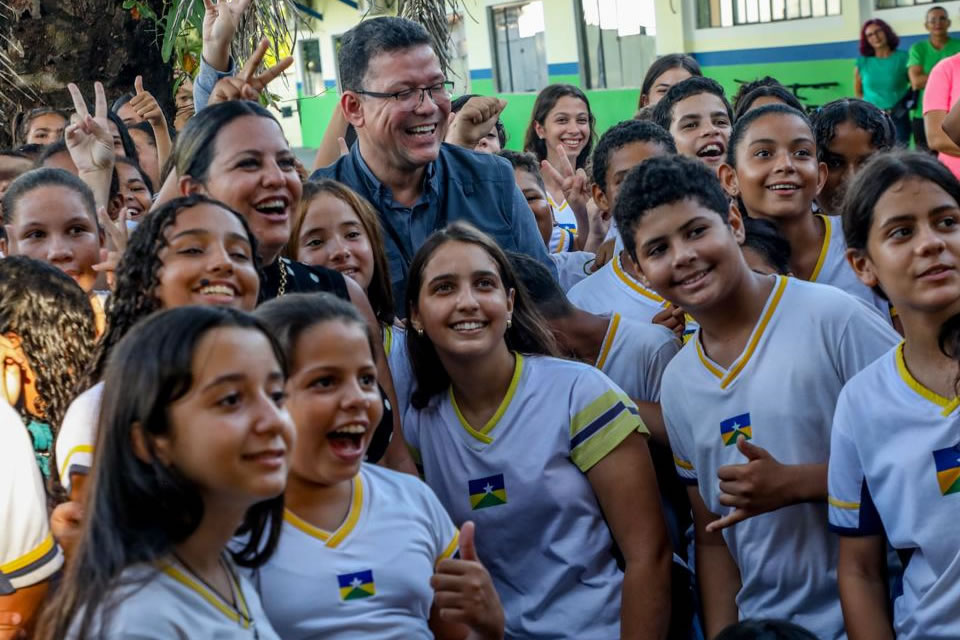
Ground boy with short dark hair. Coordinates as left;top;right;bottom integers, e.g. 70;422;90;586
652;77;733;173
617;154;898;640
567;120;680;327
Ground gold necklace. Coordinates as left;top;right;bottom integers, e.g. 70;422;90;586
277;259;287;298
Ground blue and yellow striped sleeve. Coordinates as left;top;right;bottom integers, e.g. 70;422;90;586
569;372;644;472
0;533;63;594
828;403;883;536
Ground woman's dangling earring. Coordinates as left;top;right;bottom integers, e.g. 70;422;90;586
506;317;512;329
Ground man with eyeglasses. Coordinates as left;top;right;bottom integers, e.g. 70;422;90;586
311;16;556;314
909;5;960;151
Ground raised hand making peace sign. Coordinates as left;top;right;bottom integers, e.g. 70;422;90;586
65;81;115;209
208;37;294;106
540;144;595;250
65;81;113;175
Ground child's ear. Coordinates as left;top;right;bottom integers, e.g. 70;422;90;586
592;183;610;214
718;163;740;197
534;120;546;140
178;175;206;197
815;161;828;196
728;202;746;245
845;247;880;289
131;421;172;466
108;194;123;221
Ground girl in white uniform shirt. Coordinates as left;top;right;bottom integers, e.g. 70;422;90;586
289;179;415;420
252;293;503;640
56;195;263;502
37;305;292;640
400;222;671;639
829;151;960;639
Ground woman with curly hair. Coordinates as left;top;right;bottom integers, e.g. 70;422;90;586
55;194;261;503
0;256;96;637
0;256;97;480
855;18;912;145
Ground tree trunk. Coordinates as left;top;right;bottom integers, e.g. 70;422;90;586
1;0;174;148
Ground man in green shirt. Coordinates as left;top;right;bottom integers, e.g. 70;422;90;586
908;5;960;151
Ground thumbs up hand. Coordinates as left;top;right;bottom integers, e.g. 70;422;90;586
431;522;505;640
127;75;167;129
707;436;792;532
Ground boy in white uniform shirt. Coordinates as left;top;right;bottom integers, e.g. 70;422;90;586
619;155;898;639
567;121;678;323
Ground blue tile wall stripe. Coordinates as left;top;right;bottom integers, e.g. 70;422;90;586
692;31;960;66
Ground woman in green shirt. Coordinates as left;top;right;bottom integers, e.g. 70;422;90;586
855;18;911;146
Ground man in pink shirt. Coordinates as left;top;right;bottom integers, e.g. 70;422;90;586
924;51;960;178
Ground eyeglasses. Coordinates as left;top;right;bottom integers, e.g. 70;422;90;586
355;81;455;107
928;16;950;24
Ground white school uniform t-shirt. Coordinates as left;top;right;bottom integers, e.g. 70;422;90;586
547;196;578;231
596;312;679;402
0;401;63;593
383;324;414;420
662;276;898;640
67;557;279;639
251;464;458;640
811;214;891;320
403;354;646;639
829;344;960;639
550;250;594;292
55;381;104;494
548;225;577;254
568;253;667;324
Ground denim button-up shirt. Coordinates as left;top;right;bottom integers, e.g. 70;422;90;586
312;142;556;314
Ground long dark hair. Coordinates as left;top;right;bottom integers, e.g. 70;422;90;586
107;111;140;165
939;314;960;395
36;306;288;640
173;100;280;184
842;150;960;252
80;195;261;389
404;222;558;409
0;257;96;483
639;54;701;107
522;84;596;169
255;292;375;372
291;179;395;324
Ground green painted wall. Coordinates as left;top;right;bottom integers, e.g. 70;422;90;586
299;92;341;148
298;61;856;154
299;74;642;154
702;59;854;111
